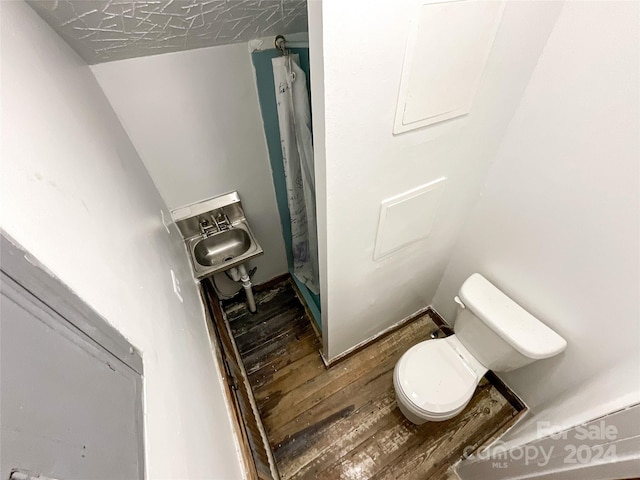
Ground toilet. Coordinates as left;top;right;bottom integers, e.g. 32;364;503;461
393;273;567;424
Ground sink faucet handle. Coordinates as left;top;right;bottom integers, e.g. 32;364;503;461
199;218;213;235
211;214;221;230
213;211;231;230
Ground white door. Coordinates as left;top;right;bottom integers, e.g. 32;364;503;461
1;243;144;480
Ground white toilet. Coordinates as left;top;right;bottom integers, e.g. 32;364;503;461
393;273;567;424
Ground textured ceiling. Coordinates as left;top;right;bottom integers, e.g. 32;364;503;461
27;0;308;64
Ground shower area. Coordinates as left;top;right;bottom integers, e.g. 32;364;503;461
251;35;321;327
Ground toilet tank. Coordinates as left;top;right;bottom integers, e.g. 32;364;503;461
454;274;567;372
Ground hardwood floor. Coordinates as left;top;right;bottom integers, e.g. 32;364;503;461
221;278;519;480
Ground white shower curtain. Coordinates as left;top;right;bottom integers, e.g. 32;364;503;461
272;54;319;295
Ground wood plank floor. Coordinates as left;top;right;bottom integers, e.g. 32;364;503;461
222;278;518;480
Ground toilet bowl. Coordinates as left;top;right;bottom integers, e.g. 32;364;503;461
393;273;567;424
393;335;487;423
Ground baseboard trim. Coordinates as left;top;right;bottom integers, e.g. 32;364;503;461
201;280;280;480
485;371;527;413
289;275;323;339
425;305;455;336
253;272;290;293
199;285;260;480
322;306;431;368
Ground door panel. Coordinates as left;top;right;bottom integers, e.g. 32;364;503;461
1;274;144;480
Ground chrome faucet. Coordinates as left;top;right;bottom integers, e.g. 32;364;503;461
213;212;231;231
199;219;216;237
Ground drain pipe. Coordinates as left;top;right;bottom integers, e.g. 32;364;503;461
227;263;257;313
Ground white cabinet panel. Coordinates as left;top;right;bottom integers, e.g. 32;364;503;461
374;177;447;260
394;0;505;133
0;274;144;480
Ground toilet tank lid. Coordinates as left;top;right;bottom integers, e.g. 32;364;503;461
459;274;567;359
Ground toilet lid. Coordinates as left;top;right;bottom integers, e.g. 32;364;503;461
396;341;478;415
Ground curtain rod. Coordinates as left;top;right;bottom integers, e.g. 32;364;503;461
275;35;309;55
247;35;308;53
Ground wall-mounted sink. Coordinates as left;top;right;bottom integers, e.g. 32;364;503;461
193;228;252;267
172;192;263;279
186;221;262;277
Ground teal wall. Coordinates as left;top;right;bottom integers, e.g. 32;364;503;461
251;48;321;321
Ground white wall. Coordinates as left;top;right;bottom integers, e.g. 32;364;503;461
310;0;564;359
91;44;288;284
0;2;243;478
307;0;330;352
457;404;640;480
432;0;640;455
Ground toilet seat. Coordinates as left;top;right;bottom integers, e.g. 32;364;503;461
394;339;479;419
